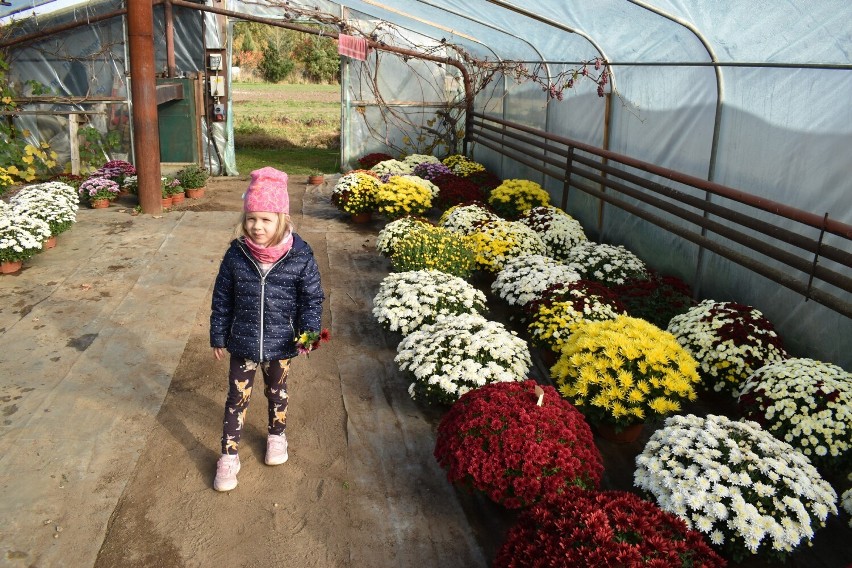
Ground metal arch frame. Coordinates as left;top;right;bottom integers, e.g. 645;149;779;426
410;0;552;177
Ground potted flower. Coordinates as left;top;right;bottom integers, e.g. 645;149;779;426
494;488;726;567
488;179;551;219
635;413;838;564
442;154;486;178
666;300;788;396
395;313;531;406
375;176;433;219
331;172;380;222
438;202;501;236
412;161;452;181
121;175;138;195
611;271;694;329
357;152;393;169
561;240;649;286
372;270;487;336
401;153;441;169
430;173;485;211
517;205;587;261
491;254;580;307
738;357;852;473
94;159;136;188
370;159;413;176
843;485;852;528
551;315;701;440
11;182;78;246
434;380;604;508
0;202;51;273
389;224;476;278
307;169;324;185
176;163;209;198
78;176;120;208
466;219;546;274
525;280;625;355
376;216;432;257
160;175;183;206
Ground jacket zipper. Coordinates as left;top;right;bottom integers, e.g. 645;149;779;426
238;242;293;361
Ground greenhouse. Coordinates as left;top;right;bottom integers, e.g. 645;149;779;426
1;1;851;566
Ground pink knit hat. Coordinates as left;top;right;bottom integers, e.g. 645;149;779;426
244;167;289;214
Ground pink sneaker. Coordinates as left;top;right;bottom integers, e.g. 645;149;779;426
213;454;240;491
265;433;288;465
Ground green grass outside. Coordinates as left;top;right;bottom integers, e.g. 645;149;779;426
232;82;341;176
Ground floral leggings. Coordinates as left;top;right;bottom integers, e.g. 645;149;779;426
221;357;290;455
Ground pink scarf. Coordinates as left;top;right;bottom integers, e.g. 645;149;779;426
243;232;293;264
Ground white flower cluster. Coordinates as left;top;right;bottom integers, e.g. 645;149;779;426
491;254;580;307
11;182;79;233
399;175;439;199
635;414;837;557
376;216;431;257
560;240;647;286
738;358;852;464
372;270;487;335
518;205;587;260
395;313;531;405
0;201;51;262
842;485;852;528
667;300;787;396
332;171;380;197
401;154;440;168
439;203;500;236
370;159;413;175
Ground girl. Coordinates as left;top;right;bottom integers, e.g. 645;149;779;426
209;167;324;492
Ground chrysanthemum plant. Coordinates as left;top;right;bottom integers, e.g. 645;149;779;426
491;254;580;308
738;357;852;473
375;177;433;219
431;174;485;211
370;159;413;176
561;240;649;286
551;316;701;431
357;152;393;169
442;154;486;177
372;270;487;336
611;271;694;329
331;172;380;214
467;219;546;273
395;313;531;406
434;380;604;508
517;205;587;260
438;202;501;236
525;281;626;352
11;184;78;237
487;179;551;219
494;488;726;568
389;224;476;279
635;413;838;564
666;300;788;397
375;216;433;257
0;202;51;263
78;176;120;202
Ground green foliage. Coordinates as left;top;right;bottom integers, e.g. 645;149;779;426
293;35;339;83
176;163;209;189
259;42;295;83
77;126;122;173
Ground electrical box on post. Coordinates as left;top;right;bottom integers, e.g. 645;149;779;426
212;103;226;122
208;53;223;71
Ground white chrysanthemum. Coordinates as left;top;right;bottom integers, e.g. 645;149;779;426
635;414;838;560
370;159;413;175
517;205;587;260
0;202;51;263
399;174;440;198
739;357;852;469
439;203;502;236
11;183;78;235
401;154;441;168
842;486;852;528
491;254;580;307
560;240;647;286
395;313;530;406
667;300;788;396
372;270;487;335
375;216;432;257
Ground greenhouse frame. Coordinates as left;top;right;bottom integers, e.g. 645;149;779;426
1;0;850;368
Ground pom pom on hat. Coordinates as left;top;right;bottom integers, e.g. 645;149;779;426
244;167;289;214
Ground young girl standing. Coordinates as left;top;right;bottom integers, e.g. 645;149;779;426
209;167;324;492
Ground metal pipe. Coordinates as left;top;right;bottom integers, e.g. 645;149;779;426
164;0;176;78
128;0;162;214
0;7;130;48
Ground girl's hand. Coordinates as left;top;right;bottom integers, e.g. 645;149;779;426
213;347;225;361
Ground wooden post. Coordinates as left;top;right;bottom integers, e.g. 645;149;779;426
68;113;80;175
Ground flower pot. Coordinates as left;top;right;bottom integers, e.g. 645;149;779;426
90;199;110;209
0;260;23;274
595;422;644;444
170;192;185;205
308;175;324;185
44;236;57;249
186;187;206;199
350;211;372;224
161;196;173;207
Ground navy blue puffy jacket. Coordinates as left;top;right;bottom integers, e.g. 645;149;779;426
210;234;325;361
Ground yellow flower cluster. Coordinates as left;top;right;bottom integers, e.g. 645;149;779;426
442;154;486;177
390;224;476;278
552;316;700;428
488;179;551;218
467;220;545;273
528;298;620;351
4;144;58;183
376;177;433;219
0;167;13;191
334;172;380;214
